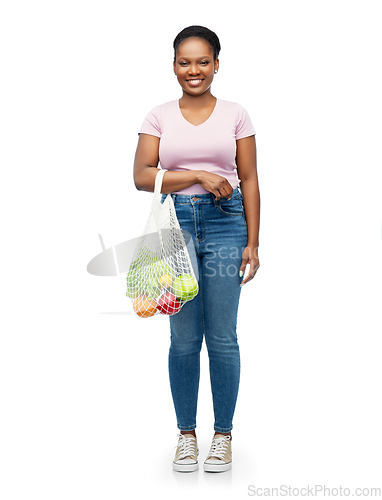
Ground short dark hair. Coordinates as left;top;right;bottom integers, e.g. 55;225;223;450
173;25;221;63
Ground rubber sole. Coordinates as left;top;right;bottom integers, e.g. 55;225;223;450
203;461;232;472
173;461;199;472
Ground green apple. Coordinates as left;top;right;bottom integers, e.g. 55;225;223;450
172;274;198;301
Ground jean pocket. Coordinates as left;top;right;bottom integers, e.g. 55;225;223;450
218;198;244;217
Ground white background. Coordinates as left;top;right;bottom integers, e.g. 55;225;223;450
1;1;381;498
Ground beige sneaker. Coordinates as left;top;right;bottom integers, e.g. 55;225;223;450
173;433;199;472
203;434;232;472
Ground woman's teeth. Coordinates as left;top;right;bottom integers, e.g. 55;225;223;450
188;79;203;86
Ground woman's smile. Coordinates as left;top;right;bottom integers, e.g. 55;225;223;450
186;78;205;87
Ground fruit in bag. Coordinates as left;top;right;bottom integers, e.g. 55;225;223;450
126;170;199;317
125;269;140;299
172;274;198;301
156;292;181;315
133;295;157;318
159;274;172;288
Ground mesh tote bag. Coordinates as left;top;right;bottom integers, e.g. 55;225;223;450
126;169;199;318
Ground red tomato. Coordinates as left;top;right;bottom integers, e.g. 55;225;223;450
156;292;181;315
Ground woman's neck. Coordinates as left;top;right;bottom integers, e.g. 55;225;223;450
179;91;216;109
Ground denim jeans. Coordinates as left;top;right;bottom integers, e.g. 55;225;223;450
160;187;248;433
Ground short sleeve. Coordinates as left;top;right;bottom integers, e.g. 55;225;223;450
235;103;256;140
138;105;162;138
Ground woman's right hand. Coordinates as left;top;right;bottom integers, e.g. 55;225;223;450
197;171;234;200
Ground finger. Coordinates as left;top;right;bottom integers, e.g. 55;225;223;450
241;261;259;285
223;183;233;195
239;260;248;279
220;186;233;200
240;268;251;285
213;189;222;200
214;185;226;200
215;190;228;201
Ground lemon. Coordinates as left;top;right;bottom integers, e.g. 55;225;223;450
159;274;173;288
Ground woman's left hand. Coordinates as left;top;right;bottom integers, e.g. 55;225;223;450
239;245;260;285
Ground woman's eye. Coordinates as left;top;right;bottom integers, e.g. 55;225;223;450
179;61;209;66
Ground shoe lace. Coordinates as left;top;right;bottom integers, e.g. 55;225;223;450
208;435;230;459
176;433;197;460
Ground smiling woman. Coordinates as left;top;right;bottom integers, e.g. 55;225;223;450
174;35;219;115
177;54;214;89
132;24;260;474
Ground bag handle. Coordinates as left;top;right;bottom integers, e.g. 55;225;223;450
154;169;167;205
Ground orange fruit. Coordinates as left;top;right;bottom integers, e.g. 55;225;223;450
133;295;157;318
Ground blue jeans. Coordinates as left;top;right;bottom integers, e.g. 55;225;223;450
160;187;248;433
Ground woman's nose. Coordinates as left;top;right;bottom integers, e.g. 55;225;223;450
188;64;200;75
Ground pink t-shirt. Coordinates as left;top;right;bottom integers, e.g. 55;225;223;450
137;97;256;194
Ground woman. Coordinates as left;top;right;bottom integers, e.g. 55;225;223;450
133;25;260;473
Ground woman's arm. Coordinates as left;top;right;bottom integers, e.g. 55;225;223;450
236;135;260;284
133;133;234;198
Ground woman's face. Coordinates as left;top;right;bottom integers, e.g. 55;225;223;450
173;37;219;96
